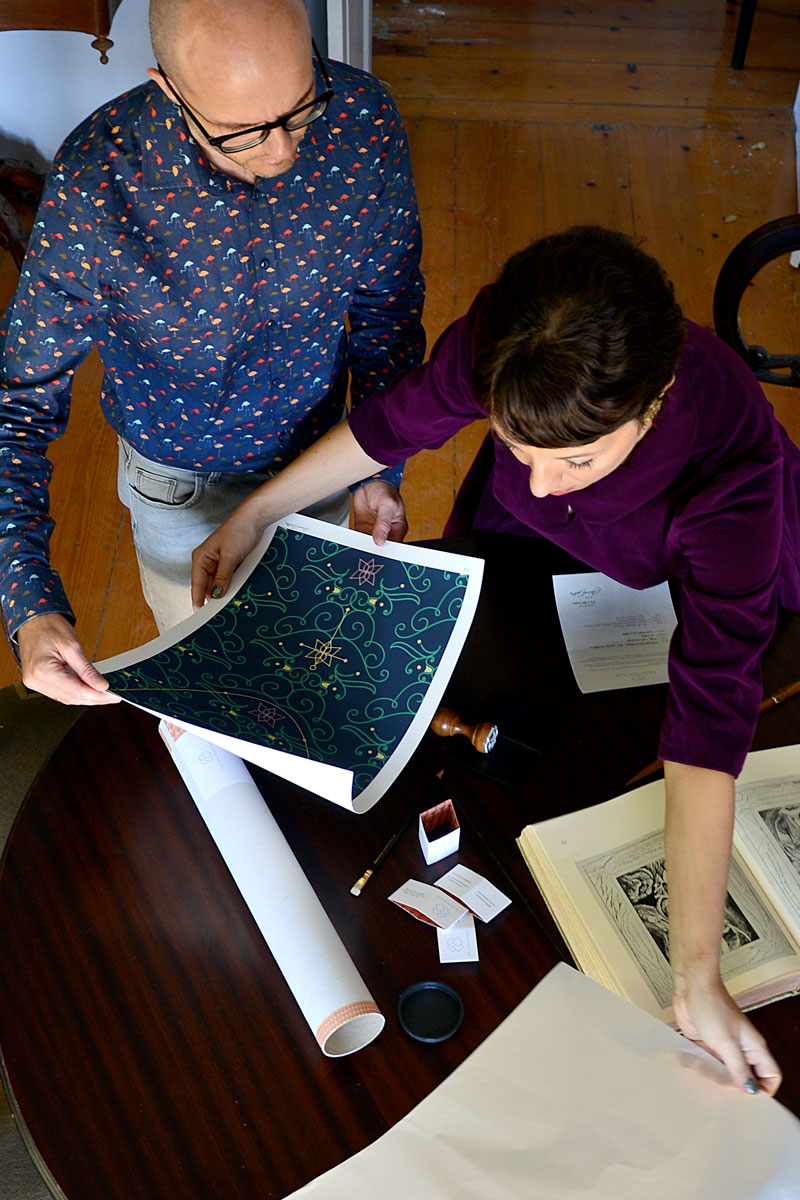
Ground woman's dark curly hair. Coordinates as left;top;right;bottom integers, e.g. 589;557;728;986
474;226;687;447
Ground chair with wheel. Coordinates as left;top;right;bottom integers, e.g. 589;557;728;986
713;215;800;389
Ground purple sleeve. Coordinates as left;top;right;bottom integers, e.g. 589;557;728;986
348;289;489;464
658;399;785;777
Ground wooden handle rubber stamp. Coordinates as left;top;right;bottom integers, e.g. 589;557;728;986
430;707;498;754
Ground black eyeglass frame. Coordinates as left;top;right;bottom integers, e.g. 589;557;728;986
156;40;334;154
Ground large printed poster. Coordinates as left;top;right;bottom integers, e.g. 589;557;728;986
97;515;483;812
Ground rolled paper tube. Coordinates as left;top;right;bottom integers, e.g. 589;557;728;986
430;706;499;754
160;720;384;1057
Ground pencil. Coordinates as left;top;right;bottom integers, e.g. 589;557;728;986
351;769;444;896
626;679;800;786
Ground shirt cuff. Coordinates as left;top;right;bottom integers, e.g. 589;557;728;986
349;462;404;493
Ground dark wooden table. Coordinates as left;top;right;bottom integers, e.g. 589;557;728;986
2;534;800;1199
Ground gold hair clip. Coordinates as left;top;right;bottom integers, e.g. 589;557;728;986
641;395;665;428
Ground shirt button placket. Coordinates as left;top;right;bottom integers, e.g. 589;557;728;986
253;183;278;389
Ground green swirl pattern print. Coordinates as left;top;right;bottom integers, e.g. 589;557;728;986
104;527;468;795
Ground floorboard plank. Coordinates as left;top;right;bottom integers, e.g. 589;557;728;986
374;56;798;116
539;122;635;234
388;24;800;72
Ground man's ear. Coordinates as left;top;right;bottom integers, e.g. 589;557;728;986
147;66;171;99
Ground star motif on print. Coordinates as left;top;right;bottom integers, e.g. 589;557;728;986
254;702;282;726
350;557;383;586
299;607;350;670
300;636;348;671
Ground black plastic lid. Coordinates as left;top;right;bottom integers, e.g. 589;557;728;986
397;981;464;1043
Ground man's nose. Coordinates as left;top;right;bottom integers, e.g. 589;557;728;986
262;125;294;157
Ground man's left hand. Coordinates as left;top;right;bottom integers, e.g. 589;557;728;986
352;481;408;545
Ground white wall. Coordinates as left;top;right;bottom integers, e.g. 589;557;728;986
327;0;371;73
0;0;153;170
0;0;364;172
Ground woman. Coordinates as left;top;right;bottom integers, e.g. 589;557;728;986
192;226;798;1095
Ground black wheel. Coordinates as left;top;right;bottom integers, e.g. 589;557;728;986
713;215;800;387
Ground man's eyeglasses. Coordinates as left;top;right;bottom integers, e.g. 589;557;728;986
156;40;334;155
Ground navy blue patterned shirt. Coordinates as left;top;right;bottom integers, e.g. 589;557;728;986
0;56;424;638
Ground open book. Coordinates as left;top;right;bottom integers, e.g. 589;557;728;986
517;744;800;1022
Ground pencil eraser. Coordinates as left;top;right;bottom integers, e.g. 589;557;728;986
418;798;460;865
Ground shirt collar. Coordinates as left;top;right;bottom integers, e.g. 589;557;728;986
139;64;329;195
141;82;235;193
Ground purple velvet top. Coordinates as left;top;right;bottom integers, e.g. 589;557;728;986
349;287;800;777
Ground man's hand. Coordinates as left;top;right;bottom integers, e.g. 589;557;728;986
352;481;408;545
17;613;120;706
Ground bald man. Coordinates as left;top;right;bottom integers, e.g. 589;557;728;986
1;0;424;705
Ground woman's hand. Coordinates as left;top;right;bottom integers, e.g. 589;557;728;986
191;423;389;606
673;971;782;1096
663;760;782;1095
17;612;120;706
191;502;268;608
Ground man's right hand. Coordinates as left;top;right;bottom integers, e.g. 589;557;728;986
17;613;120;706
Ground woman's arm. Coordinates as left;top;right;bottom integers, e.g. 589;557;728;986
663;760;782;1095
190;422;386;608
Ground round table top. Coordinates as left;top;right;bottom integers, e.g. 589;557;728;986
0;696;554;1200
4;534;800;1198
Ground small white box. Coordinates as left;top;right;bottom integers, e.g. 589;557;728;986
418;798;460;865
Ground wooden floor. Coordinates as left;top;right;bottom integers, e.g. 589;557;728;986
1;0;799;690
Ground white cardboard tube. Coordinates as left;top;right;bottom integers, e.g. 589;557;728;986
160;721;384;1056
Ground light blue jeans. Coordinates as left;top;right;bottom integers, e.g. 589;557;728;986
117;439;350;633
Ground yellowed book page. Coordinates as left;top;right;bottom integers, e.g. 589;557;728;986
518;767;800;1023
733;746;800;947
